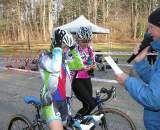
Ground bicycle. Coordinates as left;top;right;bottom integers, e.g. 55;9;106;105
7;86;136;130
91;86;136;130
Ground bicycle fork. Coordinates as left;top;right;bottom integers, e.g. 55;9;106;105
97;105;108;130
101;113;108;130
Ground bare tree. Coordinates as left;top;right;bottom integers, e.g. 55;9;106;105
48;0;53;37
42;0;46;41
1;0;160;44
16;0;24;41
93;0;97;24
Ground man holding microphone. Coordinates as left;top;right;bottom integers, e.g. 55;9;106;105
115;8;160;130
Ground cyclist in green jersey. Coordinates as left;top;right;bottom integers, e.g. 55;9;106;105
39;29;84;130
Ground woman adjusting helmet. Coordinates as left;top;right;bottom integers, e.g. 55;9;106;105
52;28;75;48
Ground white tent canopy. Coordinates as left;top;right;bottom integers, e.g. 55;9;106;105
55;15;110;34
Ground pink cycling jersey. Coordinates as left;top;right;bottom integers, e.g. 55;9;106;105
76;45;95;79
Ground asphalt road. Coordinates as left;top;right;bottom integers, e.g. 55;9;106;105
0;68;145;130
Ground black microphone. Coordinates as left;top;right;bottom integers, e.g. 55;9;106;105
127;33;153;63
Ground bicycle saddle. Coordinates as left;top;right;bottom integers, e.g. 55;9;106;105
23;96;42;106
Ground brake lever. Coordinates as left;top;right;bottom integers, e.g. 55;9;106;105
112;86;116;98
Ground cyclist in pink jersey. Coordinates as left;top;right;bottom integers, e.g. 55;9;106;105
72;27;97;118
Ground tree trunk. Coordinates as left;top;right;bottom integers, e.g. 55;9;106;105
102;0;106;26
93;0;97;24
17;0;24;41
87;0;91;20
148;0;152;15
48;0;53;37
130;0;134;38
106;0;109;18
133;0;139;40
42;0;46;41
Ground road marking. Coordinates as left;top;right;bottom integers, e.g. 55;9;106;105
92;78;118;84
28;75;41;80
0;66;118;83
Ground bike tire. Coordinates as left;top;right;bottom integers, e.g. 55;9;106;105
92;108;136;130
7;114;34;130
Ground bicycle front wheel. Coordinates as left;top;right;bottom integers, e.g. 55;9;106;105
7;114;34;130
92;108;136;130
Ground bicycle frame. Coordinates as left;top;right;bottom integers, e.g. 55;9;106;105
27;104;46;130
92;87;116;129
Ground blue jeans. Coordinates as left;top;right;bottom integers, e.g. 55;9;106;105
144;109;160;130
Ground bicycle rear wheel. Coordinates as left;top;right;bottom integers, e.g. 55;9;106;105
7;114;34;130
92;108;136;130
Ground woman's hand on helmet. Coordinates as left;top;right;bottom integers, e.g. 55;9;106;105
53;28;66;48
52;28;75;49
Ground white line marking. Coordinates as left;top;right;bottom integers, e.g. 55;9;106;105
92;78;118;84
0;66;118;83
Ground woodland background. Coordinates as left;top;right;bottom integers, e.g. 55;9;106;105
0;0;160;47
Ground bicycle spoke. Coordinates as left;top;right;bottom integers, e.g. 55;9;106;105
8;115;34;130
92;108;136;130
10;120;30;130
103;112;133;130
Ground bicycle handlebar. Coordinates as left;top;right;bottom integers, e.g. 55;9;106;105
98;86;116;103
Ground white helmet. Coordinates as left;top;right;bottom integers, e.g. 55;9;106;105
62;31;75;47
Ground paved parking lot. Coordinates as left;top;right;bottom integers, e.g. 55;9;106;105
0;68;145;130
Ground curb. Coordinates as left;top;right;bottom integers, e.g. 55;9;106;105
0;66;39;74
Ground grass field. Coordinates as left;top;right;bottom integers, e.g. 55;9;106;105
93;42;135;52
0;41;136;57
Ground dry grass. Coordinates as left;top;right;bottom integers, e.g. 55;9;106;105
0;41;136;56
